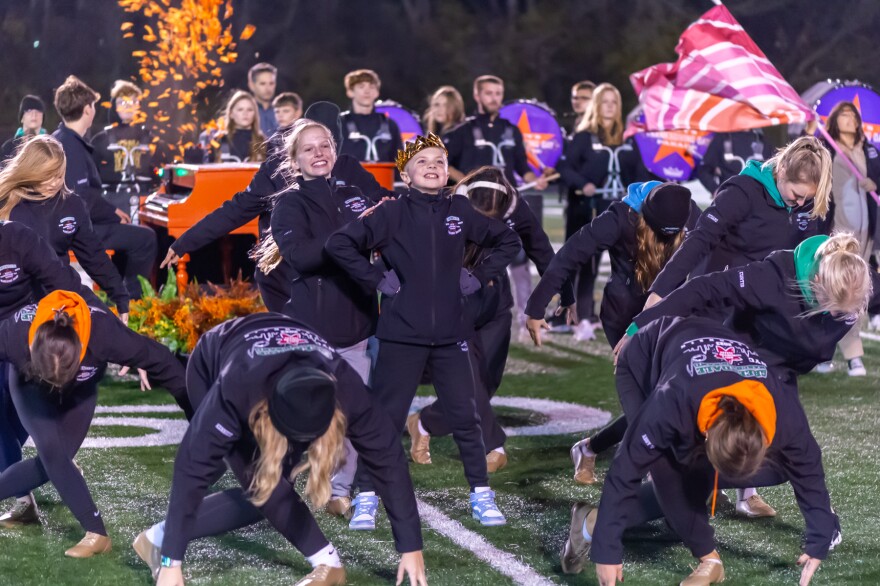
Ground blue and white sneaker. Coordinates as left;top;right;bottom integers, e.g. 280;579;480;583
348;494;379;531
470;490;506;526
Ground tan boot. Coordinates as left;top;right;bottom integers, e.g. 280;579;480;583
735;494;776;518
570;438;596;485
0;496;39;528
406;413;432;464
486;450;508;473
294;564;346;585
325;496;353;519
560;502;597;574
680;557;725;585
65;532;112;558
132;531;161;579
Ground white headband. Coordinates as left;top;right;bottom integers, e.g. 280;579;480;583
454;181;518;219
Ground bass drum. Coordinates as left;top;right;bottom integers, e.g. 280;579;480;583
375;100;424;145
498;99;564;175
626;106;713;182
796;80;880;148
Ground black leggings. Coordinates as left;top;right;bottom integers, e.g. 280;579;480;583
360;340;488;491
420;308;510;452
0;362;29;498
0;367;106;535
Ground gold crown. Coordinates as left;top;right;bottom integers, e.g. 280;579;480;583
396;132;447;172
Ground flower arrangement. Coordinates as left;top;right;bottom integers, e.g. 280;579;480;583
127;270;265;353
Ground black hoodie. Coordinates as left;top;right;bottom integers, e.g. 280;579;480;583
650;174;821;297
326;188;522;345
591;316;836;565
270;177;380;347
160;313;422;560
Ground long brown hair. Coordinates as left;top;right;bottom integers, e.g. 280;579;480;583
27;311;82;389
826;101;865;146
705;396;768;479
577;83;623;146
248;400;346;509
633;215;685;293
215;90;267;163
0;135;68;220
456;166;517;269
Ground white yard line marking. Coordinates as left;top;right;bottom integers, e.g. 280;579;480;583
860;331;880;343
416;498;556;586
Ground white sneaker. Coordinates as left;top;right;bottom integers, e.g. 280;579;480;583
814;361;834;374
848;358;867;377
572;320;596;342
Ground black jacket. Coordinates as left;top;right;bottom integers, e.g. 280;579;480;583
52;123;121;226
443;113;530;185
161;313;422;560
634;250;855;375
90;122;161;188
558;132;650;200
526;200;700;347
10;194;130;313
326;188;522;345
696;131;773;195
270;177;380;347
339;110;403;163
650;174;820;297
0;221;87;320
591;316;836;565
0;299;188;408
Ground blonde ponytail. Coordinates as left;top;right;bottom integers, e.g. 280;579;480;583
766;135;832;219
248;400;347;509
249;231;283;275
808;232;873;317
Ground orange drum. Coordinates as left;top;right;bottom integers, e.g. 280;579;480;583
361;162;396;190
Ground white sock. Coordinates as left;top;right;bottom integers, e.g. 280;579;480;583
307;543;342;568
16;495;33;505
418;419;429;436
358;491;376;498
492;447;506;455
738;488;757;501
145;521;165;547
474;486;492;494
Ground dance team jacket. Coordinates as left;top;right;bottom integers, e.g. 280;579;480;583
591;316;836;565
325;188;522;345
160;313;423;560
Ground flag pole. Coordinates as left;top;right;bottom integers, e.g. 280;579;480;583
814;117;880;206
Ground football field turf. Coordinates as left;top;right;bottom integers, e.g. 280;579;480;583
0;332;878;585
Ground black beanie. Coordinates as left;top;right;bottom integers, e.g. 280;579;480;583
268;367;337;442
641;183;692;236
304;101;344;150
19;95;45;122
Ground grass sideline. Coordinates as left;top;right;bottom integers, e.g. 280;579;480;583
0;333;878;585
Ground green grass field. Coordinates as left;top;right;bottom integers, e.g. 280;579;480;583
0;331;878;585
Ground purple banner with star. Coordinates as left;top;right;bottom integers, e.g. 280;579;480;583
811;82;880;149
633;128;714;182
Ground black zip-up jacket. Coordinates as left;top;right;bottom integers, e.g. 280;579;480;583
10;194;130;313
443;113;530;185
651;174;820;297
270;177;380;347
526;200;700;346
52;123;121;226
696;131;773;194
161;313;422;560
0;300;188;410
591;316;836;565
558;132;649;199
339;110;404;163
326;188;522;345
91;122;158;187
471;196;575;325
0;221;87;320
634;250;854;375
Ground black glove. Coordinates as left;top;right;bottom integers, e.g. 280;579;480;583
459;268;482;296
378;270;401;296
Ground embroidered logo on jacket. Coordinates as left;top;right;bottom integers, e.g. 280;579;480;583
15;304;36;323
0;264;21;284
344;197;367;214
76;365;98;382
796;211;811;231
244;326;335;360
446;215;463;235
681;336;767;378
58;216;78;235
